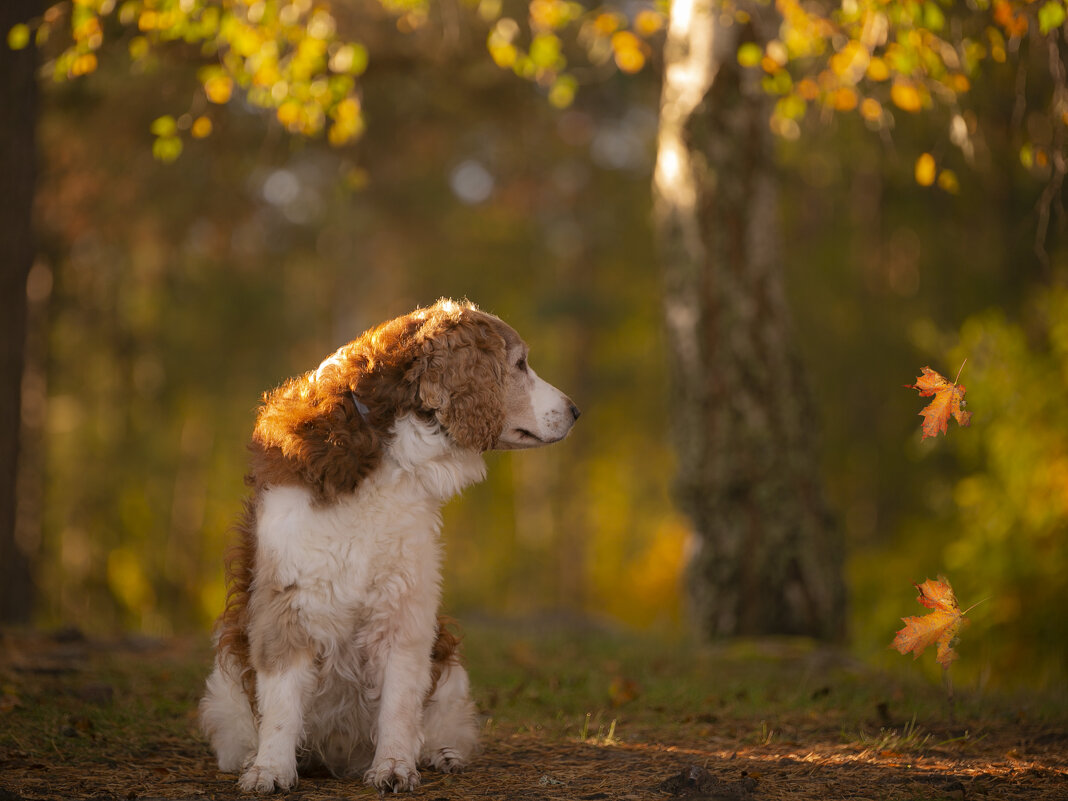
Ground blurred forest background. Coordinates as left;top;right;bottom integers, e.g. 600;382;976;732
3;0;1067;692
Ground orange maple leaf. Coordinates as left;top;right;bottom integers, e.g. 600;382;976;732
904;363;972;440
890;576;970;669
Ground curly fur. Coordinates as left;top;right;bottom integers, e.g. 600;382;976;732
200;299;578;794
245;300;508;502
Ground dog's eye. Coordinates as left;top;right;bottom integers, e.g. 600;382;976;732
515;357;528;372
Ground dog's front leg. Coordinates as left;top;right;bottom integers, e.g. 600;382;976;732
239;652;315;793
365;633;433;792
240;582;317;794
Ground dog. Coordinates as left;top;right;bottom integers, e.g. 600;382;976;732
199;299;580;792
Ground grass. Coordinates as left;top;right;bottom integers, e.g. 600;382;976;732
459;618;1056;745
0;634;208;765
856;716;932;753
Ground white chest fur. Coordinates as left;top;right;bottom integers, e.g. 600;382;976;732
253;415;486;639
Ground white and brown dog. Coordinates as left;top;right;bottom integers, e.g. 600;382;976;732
199;299;579;792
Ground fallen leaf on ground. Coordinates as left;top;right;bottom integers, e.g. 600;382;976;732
608;675;641;706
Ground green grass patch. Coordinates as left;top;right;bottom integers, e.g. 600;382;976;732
460;619;1068;747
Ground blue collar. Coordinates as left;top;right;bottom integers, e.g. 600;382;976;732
350;391;371;420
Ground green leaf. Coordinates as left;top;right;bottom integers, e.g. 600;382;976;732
7;23;30;51
761;70;793;96
923;2;946;32
150;115;178;137
152;135;183;163
1038;0;1066;33
1020;143;1034;168
737;42;762;68
774;93;807;121
548;74;577;108
529;32;562;69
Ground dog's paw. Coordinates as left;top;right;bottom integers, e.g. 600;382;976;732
238;761;298;794
425;747;467;774
215;747;255;775
365;757;420;792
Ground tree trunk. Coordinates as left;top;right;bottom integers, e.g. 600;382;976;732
653;0;846;639
0;0;42;624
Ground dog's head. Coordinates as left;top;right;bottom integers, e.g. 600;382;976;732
406;299;580;452
250;299;579;500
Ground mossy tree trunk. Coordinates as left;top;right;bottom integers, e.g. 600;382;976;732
653;0;846;640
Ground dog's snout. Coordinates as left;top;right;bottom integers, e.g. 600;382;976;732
569;403;581;421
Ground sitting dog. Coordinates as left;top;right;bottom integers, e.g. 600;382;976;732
199;299;580;792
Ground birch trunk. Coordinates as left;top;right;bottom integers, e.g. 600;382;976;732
653;0;846;639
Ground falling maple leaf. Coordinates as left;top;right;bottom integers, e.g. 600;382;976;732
890;576;971;669
904;362;973;439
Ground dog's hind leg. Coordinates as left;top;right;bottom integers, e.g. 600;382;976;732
420;662;480;773
200;653;258;773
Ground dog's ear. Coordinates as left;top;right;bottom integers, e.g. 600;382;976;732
410;311;506;451
250;375;385;502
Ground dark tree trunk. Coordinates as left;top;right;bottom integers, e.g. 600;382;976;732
0;0;42;624
653;0;846;639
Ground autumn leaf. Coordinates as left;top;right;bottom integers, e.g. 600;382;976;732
608;675;641;706
904;363;972;439
890;576;970;669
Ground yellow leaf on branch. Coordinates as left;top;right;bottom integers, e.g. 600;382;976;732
203;74;233;104
914;152;936;186
891;79;924;112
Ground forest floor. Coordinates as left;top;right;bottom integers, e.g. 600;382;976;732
1;621;1065;801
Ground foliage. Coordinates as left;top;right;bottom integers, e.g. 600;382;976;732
13;0;1068;196
478;0;1068;193
904;363;972;439
13;0;668;156
941;286;1068;680
483;0;666;110
16;0;374;159
735;0;1068;195
745;0;993;133
890;575;970;668
482;0;1068;193
850;283;1068;687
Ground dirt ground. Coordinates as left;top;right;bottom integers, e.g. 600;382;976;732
1;630;1065;800
4;724;1067;801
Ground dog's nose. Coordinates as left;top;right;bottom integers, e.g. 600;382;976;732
569;404;581;421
